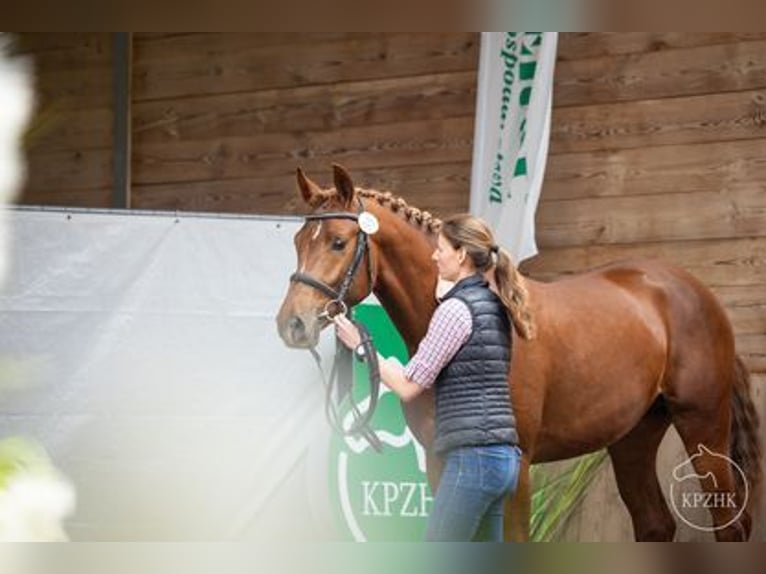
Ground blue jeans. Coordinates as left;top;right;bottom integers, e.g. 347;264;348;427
425;444;521;542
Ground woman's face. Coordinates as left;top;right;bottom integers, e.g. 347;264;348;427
432;233;464;281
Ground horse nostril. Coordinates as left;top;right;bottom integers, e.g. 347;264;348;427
288;316;305;340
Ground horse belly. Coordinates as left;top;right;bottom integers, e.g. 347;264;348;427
533;371;662;461
525;313;667;463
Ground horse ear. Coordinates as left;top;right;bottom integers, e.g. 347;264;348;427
296;167;323;208
332;163;355;208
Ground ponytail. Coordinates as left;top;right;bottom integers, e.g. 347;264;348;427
441;213;536;340
493;247;535;340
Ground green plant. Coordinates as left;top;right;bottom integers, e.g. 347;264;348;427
530;450;608;541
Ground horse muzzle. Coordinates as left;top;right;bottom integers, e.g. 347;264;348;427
277;312;324;349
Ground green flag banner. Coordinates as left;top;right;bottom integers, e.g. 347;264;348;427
470;32;558;263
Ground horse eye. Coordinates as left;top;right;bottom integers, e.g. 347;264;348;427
331;237;346;251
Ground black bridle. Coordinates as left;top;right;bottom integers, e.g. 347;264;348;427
289;201;374;317
289;198;382;452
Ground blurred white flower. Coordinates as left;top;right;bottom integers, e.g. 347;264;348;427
0;36;72;544
0;34;33;285
0;437;76;541
0;471;75;541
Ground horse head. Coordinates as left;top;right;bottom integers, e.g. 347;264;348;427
276;164;378;349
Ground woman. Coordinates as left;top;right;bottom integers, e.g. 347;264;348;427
333;213;535;541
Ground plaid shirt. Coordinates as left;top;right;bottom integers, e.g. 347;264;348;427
404;298;473;389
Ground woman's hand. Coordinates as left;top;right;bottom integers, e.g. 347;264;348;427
333;314;362;350
335;315;424;403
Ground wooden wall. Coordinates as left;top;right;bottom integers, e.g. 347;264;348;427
16;33;478;217
15;34;114;207
129;33;478;217
525;32;766;542
533;32;766;389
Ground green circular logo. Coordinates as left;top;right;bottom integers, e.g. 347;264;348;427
328;305;432;541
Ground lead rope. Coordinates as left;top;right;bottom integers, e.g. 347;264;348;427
308;317;383;452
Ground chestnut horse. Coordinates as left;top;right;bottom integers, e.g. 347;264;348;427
276;165;762;541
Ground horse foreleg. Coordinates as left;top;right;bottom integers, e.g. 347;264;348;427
503;452;531;541
608;399;676;541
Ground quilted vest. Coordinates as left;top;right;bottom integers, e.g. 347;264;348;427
433;274;518;455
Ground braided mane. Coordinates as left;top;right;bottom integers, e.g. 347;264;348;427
356;188;442;235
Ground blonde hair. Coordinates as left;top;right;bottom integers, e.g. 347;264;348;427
440;214;535;340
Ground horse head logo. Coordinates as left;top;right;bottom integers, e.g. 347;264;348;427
341;385;427;473
669;443;748;533
672;444;721;489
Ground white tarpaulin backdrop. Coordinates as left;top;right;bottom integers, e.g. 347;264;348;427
0;208;338;541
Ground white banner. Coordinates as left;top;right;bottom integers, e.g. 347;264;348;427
0;208;337;541
470;32;558;263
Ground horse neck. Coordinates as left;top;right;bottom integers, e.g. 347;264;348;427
366;204;438;353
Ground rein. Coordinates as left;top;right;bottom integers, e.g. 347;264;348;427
290;198;383;452
308;321;383;452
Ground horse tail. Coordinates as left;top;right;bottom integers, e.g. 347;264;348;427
730;355;763;516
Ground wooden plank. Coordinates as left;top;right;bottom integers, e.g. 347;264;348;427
26;107;112;153
558;33;766;61
543;138;766;201
23;148;112;193
752;373;766;394
133;71;477;144
131;161;471;216
133;33;197;43
353;162;471;211
132;116;475;185
550;89;766;154
132;33;479;101
30;65;114;110
556;39;766;107
737;334;766;374
16;34;113;111
11;33;111;64
535;187;766;247
713;285;766;336
520;237;766;288
134;33;370;49
11;33;114;210
19;188;111;208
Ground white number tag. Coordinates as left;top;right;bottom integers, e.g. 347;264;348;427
358;212;379;235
